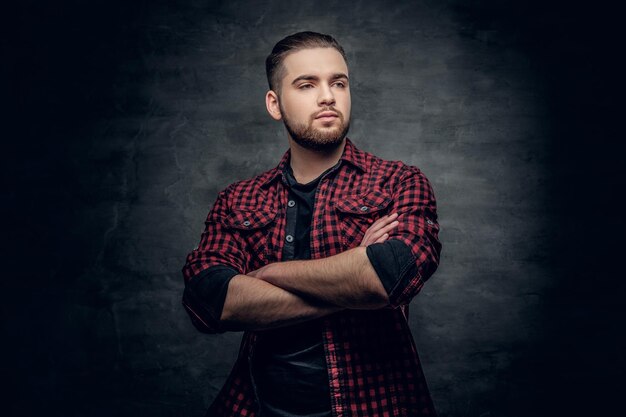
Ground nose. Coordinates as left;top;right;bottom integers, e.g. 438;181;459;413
317;83;335;107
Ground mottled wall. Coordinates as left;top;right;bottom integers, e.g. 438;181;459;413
5;1;622;416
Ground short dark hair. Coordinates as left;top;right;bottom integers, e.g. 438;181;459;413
265;31;348;96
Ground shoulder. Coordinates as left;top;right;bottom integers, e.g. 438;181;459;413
216;166;278;209
356;145;429;188
357;149;437;210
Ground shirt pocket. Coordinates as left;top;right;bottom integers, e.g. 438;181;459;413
335;189;393;249
220;207;278;267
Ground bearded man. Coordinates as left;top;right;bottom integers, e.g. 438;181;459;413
182;31;442;417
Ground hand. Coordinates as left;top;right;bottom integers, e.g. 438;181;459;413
359;212;399;247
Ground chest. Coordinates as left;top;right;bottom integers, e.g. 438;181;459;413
226;170;394;272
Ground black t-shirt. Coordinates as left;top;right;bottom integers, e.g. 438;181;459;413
251;162;334;417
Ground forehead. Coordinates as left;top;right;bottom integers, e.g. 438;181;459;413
281;47;348;81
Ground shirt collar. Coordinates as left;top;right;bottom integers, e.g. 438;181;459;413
259;137;367;188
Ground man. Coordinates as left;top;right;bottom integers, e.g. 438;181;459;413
182;31;442;417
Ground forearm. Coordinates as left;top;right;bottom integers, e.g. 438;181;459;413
254;246;389;309
220;274;344;331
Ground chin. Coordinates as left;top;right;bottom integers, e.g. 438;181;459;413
285;118;350;152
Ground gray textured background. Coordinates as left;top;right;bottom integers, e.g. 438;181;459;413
4;0;623;416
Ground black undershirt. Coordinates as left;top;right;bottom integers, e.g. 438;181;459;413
251;162;332;417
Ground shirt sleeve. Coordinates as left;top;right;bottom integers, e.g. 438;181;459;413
382;166;442;308
181;185;248;333
182;265;240;334
366;239;417;297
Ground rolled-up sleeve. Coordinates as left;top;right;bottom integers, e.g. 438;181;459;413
381;166;442;308
181;186;247;333
366;239;416;298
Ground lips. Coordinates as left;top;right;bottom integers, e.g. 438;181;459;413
315;111;338;119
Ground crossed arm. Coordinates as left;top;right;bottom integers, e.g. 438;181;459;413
218;213;400;332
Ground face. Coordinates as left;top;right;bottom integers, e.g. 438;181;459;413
266;47;351;152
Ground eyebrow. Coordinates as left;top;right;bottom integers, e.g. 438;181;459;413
290;73;349;86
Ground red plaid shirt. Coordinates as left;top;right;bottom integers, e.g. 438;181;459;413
182;137;442;417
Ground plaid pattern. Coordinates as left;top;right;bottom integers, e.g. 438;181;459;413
182;137;442;416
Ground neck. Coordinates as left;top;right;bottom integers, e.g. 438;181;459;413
288;138;346;184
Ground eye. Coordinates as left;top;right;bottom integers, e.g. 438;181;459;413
333;81;346;88
299;84;313;89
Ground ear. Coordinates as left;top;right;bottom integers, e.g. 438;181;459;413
265;90;283;121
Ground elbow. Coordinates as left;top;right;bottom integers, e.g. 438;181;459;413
182;287;231;334
182;268;242;334
386;253;439;308
345;287;390;310
349;246;392;309
182;300;222;334
367;289;391;310
216;305;245;333
362;277;392;309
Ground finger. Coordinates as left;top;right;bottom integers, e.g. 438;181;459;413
360;231;387;247
368;220;399;241
374;233;389;243
374;212;398;227
366;212;399;234
363;223;398;245
370;213;398;228
360;213;399;246
360;224;383;246
381;220;399;233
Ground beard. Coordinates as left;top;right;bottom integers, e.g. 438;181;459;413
279;102;350;152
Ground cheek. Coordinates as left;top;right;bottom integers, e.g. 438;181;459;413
283;100;310;121
339;95;351;116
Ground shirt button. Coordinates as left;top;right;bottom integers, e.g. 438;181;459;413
288;200;296;208
243;220;251;226
285;234;294;243
426;219;435;225
360;206;369;212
